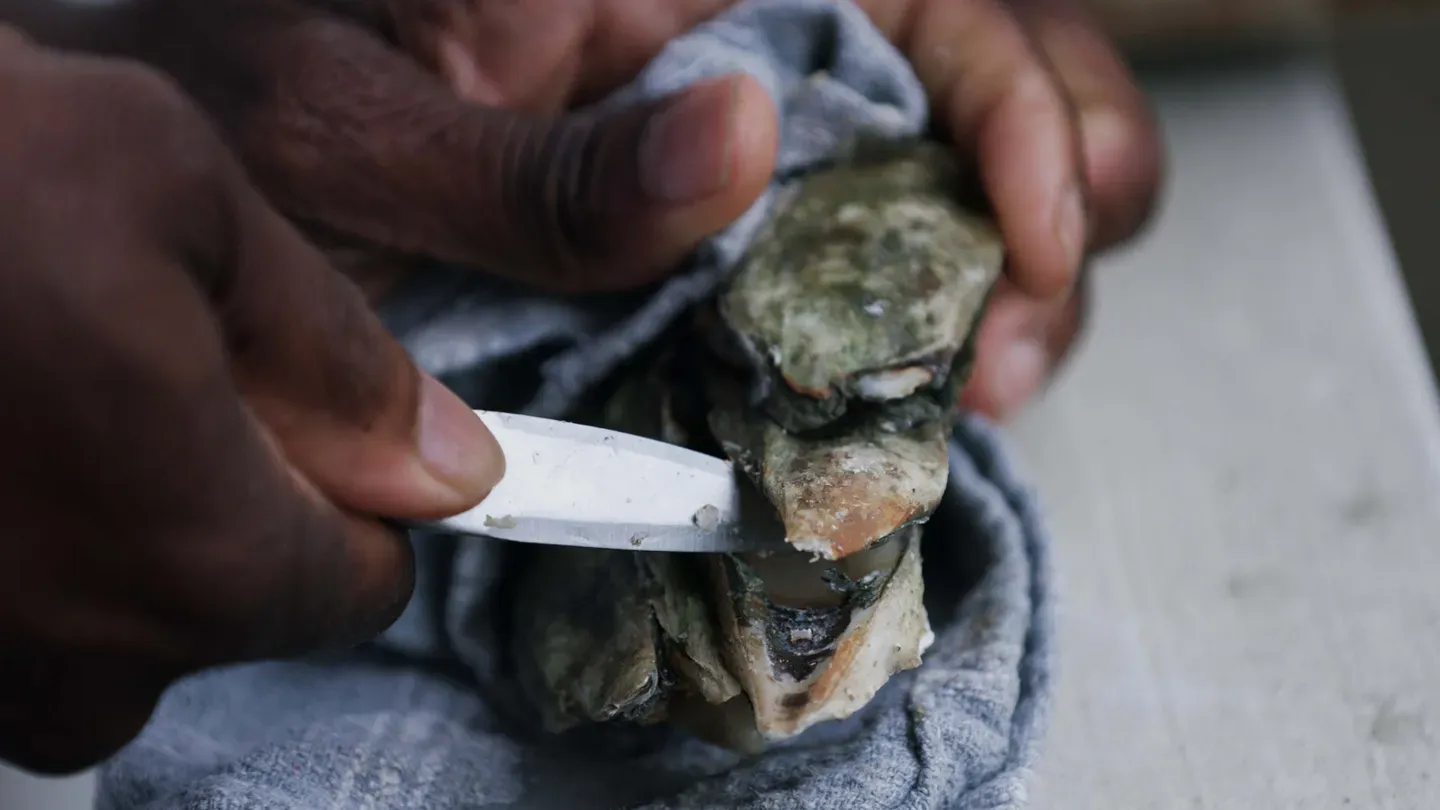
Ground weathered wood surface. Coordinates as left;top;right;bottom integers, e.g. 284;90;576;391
1018;58;1440;810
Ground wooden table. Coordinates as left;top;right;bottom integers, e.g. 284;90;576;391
1018;55;1440;810
5;51;1439;810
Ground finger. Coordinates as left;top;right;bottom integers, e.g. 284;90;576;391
229;14;777;293
0;122;399;663
7;55;497;637
0;44;480;773
65;32;507;515
1009;0;1164;251
959;275;1087;420
215;166;503;520
863;0;1086;299
385;0;586;110
206;160;508;651
384;0;734;110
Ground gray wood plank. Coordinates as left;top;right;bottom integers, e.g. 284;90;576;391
1016;58;1440;810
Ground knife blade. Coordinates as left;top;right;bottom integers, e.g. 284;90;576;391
412;410;789;554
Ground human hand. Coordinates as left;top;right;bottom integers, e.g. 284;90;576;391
33;0;777;301
55;0;1159;418
0;32;502;774
283;0;1164;418
890;0;1164;419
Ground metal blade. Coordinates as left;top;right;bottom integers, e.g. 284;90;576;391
416;411;789;553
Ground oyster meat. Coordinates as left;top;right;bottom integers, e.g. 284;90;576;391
511;140;1003;752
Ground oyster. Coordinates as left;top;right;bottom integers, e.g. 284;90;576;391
513;546;740;732
716;140;1001;433
511;140;1002;752
707;526;932;744
709;378;951;560
513;547;668;731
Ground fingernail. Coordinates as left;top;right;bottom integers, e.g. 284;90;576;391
417;375;504;499
987;338;1049;418
638;77;738;204
1053;181;1086;275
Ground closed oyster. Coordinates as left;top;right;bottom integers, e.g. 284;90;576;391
512;139;1002;752
717;141;1002;433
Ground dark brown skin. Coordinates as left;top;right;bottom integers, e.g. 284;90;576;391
0;29;502;774
0;0;1161;775
75;0;1160;415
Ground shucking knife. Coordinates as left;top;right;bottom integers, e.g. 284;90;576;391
412;411;790;554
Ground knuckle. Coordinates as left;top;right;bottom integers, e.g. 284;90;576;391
0;56;235;290
0;59;225;218
83;63;228;196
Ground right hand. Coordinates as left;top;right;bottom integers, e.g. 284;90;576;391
83;0;1157;419
0;30;503;775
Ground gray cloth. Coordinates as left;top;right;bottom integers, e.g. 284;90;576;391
96;2;1057;808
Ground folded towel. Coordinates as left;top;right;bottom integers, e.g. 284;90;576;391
97;3;1056;808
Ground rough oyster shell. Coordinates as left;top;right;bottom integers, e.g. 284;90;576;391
514;353;942;750
709;526;932;746
513;547;740;732
718;141;1003;433
710;392;950;561
513;138;1001;752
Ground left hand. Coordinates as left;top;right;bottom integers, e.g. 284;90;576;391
26;0;1162;420
360;0;1165;419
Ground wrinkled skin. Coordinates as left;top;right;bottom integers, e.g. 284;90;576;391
0;31;503;774
19;0;1162;420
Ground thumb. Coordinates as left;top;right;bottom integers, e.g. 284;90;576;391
466;74;779;292
232;16;778;293
216;162;505;521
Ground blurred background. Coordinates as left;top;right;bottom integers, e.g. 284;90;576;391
1095;0;1440;387
7;1;1440;809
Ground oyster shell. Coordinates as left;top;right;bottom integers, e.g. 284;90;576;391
512;139;1002;752
513;547;741;732
709;526;932;746
709;381;950;560
718;141;1002;433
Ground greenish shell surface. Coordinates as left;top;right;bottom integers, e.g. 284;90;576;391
642;554;742;705
720;142;1002;410
512;548;666;732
